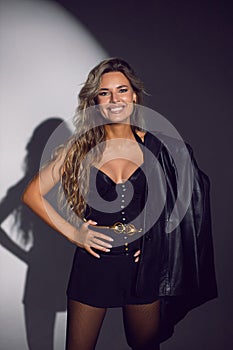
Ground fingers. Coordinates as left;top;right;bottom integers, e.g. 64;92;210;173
87;229;114;253
85;219;97;227
84;222;114;258
83;221;141;262
85;242;141;263
92;237;113;249
87;221;114;242
92;231;114;242
86;246;101;259
134;249;141;257
85;242;111;259
133;249;141;263
87;241;111;252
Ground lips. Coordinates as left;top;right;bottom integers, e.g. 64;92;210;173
107;105;125;114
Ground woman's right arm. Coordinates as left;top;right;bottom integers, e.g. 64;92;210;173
21;149;114;258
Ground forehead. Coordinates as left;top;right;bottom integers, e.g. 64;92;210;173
99;71;131;88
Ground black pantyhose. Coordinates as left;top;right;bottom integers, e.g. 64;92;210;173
66;299;160;350
65;299;107;350
122;299;160;350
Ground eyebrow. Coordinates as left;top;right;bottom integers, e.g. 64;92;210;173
99;84;129;91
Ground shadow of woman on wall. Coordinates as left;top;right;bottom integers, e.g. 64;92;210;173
0;118;75;350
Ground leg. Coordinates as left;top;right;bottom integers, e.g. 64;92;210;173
65;298;107;350
24;305;56;350
122;299;160;350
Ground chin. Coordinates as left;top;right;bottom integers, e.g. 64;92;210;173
106;115;131;124
103;111;132;123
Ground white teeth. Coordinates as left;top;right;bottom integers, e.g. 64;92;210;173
109;107;124;112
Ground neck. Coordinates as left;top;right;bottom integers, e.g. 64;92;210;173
104;123;135;140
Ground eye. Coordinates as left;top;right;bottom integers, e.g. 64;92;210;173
119;88;128;93
98;91;109;96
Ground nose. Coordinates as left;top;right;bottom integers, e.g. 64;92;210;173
110;91;119;103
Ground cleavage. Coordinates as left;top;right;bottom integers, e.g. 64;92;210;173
95;159;143;185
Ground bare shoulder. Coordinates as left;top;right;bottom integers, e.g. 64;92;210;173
135;130;147;142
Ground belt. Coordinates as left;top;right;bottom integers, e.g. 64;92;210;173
84;220;143;236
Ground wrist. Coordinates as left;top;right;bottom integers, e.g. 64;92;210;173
69;227;80;246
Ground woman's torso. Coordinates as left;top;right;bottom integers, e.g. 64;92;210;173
83;163;147;250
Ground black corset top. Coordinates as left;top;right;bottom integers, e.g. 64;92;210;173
84;164;147;228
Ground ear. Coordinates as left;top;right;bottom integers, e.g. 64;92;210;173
133;92;137;103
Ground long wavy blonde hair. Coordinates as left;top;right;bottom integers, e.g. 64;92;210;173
60;57;146;223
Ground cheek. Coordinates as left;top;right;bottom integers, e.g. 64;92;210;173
97;104;109;119
122;92;134;102
96;96;104;104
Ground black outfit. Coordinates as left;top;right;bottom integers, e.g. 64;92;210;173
67;130;218;343
67;163;159;307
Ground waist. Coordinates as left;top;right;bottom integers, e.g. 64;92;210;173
92;238;141;256
92;222;143;235
88;220;143;247
87;222;142;255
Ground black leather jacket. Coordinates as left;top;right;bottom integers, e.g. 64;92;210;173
133;131;218;343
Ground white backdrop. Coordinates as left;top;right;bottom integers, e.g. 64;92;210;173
0;0;106;348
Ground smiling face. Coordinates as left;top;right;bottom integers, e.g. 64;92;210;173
96;71;137;123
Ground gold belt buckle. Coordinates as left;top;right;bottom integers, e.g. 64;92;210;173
111;222;143;236
83;219;143;236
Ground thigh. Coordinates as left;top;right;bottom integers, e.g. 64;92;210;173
122;299;160;350
66;298;107;350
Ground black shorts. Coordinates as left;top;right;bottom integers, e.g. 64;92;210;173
67;237;158;308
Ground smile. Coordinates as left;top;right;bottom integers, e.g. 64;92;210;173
108;106;125;114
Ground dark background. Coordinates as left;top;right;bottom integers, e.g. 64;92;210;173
54;0;233;349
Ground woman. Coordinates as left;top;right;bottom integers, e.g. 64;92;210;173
22;58;217;349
